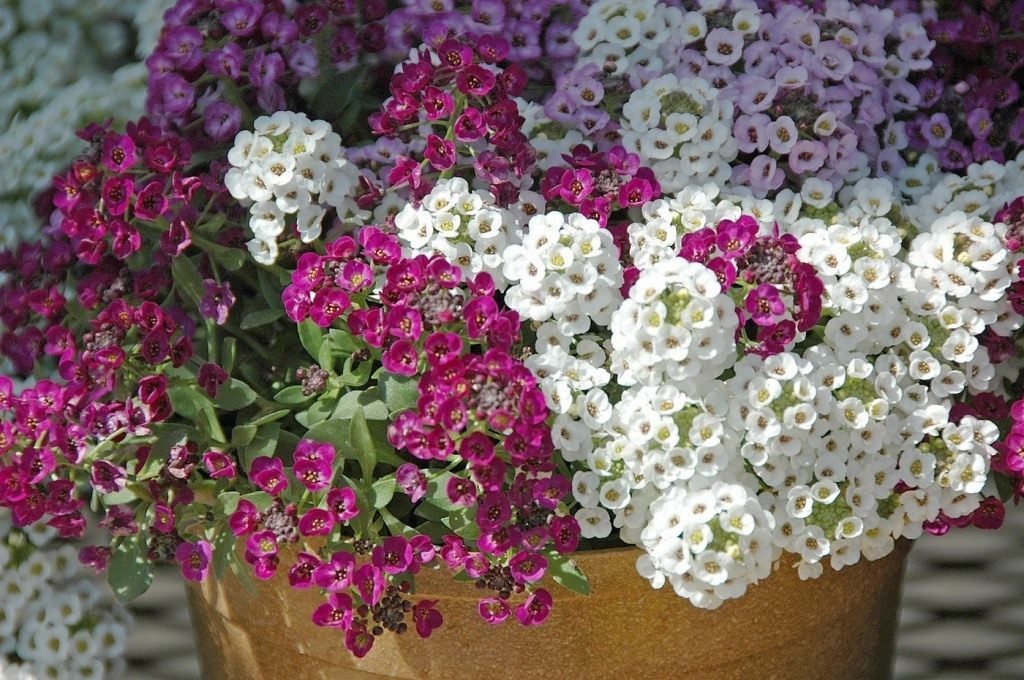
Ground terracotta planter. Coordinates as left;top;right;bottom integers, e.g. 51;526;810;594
186;540;911;680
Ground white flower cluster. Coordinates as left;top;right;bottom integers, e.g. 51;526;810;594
609;258;738;390
0;0;172;246
572;0;684;77
393;178;542;287
619;74;737;194
225;111;363;264
900;152;1024;228
502;211;623;328
0;511;130;680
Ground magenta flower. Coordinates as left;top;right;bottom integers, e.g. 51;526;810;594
372;536;414;575
423;134;457;171
78;546;112;573
327;486;359;522
509;550;548;583
446;475;478;506
381;339;419;376
229;499;261;536
549;516;581;553
203;450;237;479
90;460;126;494
298;508;335;536
295;458;333;492
250;456;288;495
310;288;350;327
354;563;386;606
288;552;321;589
101;134;137;172
176;540;212;582
396;463;427;502
515;588;552;626
478;597;511;624
133;180;169;220
345;622;375;658
412;600;443;638
246;530;278;559
314;550;356;592
745;284;787;327
313;592;354;629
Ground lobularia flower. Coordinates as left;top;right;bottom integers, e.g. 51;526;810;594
609;258;738;390
225;111;363;263
502;210;623;331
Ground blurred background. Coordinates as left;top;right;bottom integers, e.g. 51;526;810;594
124;506;1024;680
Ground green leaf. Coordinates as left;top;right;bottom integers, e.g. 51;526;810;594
213;379;258;411
108;533;154;603
241;308;284;330
295;395;337;428
545;551;591;596
328;328;362;353
274;385;311;405
426;472;459;512
332;389;388;420
349;409;376;483
240;491;274;511
297;320;324;361
257;268;286;312
221;337;237;375
138;428;189;479
205;242;246;271
215;492;241;517
339;356;372;386
241;424;280;470
380;374;419;415
168;386;225;443
372;478;396;510
211;527;237;580
171;255;204;304
380;507;418;539
304;419;349;450
318;337;335;374
248;409;290;427
340;475;373;537
413;500;449;522
446;506;479;540
231;423;258;450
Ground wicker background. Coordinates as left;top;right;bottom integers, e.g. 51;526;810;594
125;507;1024;680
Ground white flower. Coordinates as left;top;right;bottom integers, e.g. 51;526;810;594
576;507;613;538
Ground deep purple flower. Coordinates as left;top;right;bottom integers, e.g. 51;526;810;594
176;540;212;581
199;279;235;326
197;362;228;398
327;486;359;522
203;450;237;479
412;600;443;638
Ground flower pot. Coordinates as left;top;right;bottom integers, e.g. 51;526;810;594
185;540;911;680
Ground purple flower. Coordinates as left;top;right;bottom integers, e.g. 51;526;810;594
220;1;262;37
102;134;137;172
288;551;321;589
206;43;245;79
412;600;443;638
705;28;744;66
788;140;827;174
204;101;242;142
197;362;228;398
314;550;356;592
372;536;414;575
921;112;953;148
90;460;126;494
353;563;386;606
176;540;212;582
199;280;235;326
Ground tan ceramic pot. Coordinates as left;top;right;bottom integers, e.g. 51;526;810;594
186;540;911;680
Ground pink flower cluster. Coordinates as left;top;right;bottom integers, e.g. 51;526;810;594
369;34;534;204
539;144;661;227
677;214;824;356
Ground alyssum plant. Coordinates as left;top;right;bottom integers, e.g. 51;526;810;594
3;0;1024;660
